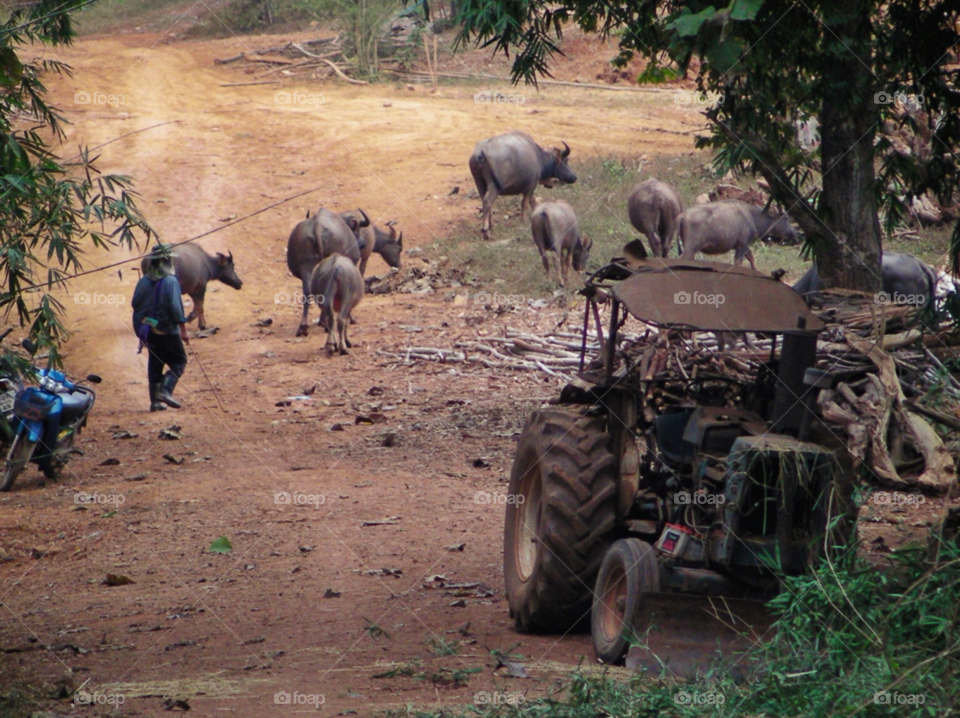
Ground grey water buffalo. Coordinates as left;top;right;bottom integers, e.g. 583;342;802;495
310;253;365;355
359;221;404;277
530;200;592;287
469;131;577;239
140;243;242;330
628;179;683;258
793;252;938;308
287;208;369;336
677;201;798;270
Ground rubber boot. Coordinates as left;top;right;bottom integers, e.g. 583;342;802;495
149;383;167;412
159;372;182;409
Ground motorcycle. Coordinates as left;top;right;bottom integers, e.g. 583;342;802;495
0;338;101;492
0;328;22;454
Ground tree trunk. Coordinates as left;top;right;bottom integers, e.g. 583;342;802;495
813;0;882;292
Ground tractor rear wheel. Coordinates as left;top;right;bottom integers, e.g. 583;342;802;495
504;408;619;633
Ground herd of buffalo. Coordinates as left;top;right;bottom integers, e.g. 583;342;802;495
153;130;940;354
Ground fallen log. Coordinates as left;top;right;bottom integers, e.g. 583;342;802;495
847;334;956;493
220;80;282;87
246;55;296;65
214;53;246;65
292;43;368;85
905;400;960;433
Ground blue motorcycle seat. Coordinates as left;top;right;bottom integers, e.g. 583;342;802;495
59;391;93;423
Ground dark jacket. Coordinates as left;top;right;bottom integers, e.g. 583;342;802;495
132;275;186;335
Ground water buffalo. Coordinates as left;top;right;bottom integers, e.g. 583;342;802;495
139;243;242;330
358;221;403;277
677;201;798;270
287;208;369;337
469;131;577;239
310;253;364;355
530;200;592;287
627;179;683;258
793;252;938;308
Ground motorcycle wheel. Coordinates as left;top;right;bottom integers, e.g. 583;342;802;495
1;435;36;492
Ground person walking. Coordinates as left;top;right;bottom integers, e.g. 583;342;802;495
132;244;189;412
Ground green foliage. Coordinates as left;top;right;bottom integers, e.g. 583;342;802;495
428;636;461;655
405;535;960;717
0;0;155;362
209;536;233;553
635;64;679;84
364;617;391;639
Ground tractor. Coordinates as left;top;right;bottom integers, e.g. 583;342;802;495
504;256;858;676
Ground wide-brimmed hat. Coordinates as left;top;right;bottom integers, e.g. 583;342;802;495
146;243;177;277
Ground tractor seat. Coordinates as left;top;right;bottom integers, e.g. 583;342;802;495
654;409;694;469
59;391;93;424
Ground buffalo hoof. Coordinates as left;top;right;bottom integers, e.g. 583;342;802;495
296;325;309;337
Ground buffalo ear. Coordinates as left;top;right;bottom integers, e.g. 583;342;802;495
345;217;359;232
397;232;403;249
582;235;592;251
216;252;229;266
306;209;311;219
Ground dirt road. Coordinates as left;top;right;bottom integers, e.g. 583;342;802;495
0;31;701;716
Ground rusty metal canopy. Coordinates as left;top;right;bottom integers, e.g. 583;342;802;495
610;258;825;333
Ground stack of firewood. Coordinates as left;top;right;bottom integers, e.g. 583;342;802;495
376;329;598;376
214;36;367;85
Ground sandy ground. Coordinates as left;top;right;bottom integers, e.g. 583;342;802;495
0;30;954;717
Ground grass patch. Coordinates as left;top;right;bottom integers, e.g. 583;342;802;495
76;0;198;35
432;152;955;303
0;685;44;718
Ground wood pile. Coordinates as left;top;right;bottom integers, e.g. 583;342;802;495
214;36;367;85
378;282;959;494
377;329;598;377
